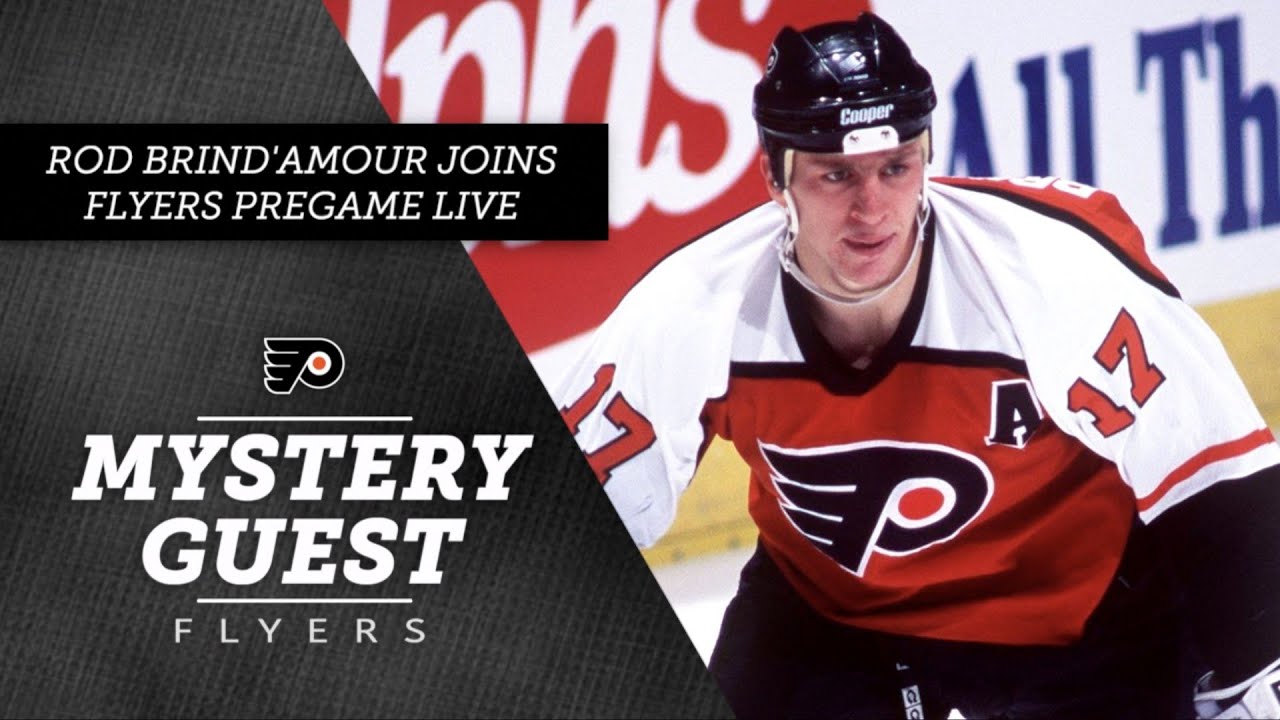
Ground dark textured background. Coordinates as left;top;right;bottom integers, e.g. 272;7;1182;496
0;2;732;718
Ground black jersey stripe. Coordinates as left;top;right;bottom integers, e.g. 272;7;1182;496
899;347;1028;374
729;347;1027;380
944;182;1182;300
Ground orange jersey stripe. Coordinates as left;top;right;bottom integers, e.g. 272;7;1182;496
1138;428;1277;512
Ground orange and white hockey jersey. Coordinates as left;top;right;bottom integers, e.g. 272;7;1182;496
557;176;1280;647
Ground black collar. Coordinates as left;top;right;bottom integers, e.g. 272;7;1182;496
780;211;936;396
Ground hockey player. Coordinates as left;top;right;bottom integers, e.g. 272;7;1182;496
557;12;1280;719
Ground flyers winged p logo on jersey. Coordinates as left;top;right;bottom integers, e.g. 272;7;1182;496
263;338;345;395
760;440;994;576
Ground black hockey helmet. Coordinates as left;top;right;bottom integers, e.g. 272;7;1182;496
753;12;936;188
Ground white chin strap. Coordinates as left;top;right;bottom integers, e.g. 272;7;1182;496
778;184;931;307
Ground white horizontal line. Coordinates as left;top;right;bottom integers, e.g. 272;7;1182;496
196;416;413;422
196;598;413;604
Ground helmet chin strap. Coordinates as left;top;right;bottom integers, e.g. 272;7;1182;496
778;182;931;308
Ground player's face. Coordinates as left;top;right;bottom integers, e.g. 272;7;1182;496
768;140;926;298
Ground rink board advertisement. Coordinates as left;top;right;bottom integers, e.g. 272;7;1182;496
326;0;1280;380
0;1;728;718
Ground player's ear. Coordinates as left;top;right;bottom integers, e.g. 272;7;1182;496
761;154;786;206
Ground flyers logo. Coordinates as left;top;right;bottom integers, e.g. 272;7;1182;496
760;440;993;576
263;338;345;395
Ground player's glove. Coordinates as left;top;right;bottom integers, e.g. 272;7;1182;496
1195;662;1280;719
